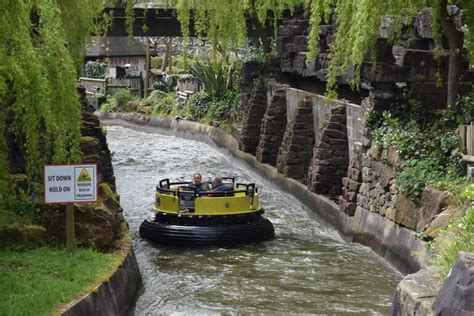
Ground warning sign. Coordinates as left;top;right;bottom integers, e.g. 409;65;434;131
44;164;98;204
77;169;92;182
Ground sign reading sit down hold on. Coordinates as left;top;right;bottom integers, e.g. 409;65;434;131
44;164;98;204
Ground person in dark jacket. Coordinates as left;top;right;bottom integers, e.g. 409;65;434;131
189;173;208;192
210;177;234;195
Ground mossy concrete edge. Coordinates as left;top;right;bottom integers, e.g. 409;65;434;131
59;233;142;316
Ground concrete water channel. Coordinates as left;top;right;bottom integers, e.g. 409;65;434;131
107;125;401;314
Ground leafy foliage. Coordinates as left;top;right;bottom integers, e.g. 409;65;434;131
203;91;241;126
114;89;136;108
305;0;474;98
151;91;178;116
129;1;474;101
186;91;212;120
429;194;474;278
84;60;107;79
190;59;235;100
0;1;104;202
441;93;474;128
372;107;464;201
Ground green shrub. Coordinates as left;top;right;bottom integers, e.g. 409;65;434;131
396;157;445;201
440;93;474;128
99;100;113;112
152;91;177;116
186;92;212;120
190;59;235;100
146;90;168;103
372;108;464;202
113;89;135;107
173;55;190;72
203;91;240;125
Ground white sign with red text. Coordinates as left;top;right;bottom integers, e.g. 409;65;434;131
44;164;98;204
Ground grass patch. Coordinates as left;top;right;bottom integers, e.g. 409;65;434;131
0;246;122;315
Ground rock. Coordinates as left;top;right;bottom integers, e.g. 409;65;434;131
385;147;403;168
391;266;441;316
379;163;395;189
394;193;417;229
80;136;101;156
415;188;450;232
432;252;474;315
385;207;395;221
40;182;126;251
424;208;465;239
368;142;382;160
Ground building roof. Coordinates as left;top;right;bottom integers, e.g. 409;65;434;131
86;36;145;58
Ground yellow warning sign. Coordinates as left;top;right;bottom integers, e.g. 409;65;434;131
77;168;92;182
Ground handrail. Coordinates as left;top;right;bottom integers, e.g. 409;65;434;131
170;181;193;186
156;187;176;196
157;179;259;196
221;177;235;184
197;189;247;197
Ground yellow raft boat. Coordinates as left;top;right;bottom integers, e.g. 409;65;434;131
139;178;274;246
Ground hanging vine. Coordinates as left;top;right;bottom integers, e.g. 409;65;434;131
0;0;104;202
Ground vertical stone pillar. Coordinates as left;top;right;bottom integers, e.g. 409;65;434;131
307;105;348;196
240;81;267;155
276;103;315;183
339;159;362;216
256;88;288;165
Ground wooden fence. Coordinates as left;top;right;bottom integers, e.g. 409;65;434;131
176;76;202;105
177;76;202;94
107;78;142;97
78;77;107;96
459;123;474;177
78;77;143;97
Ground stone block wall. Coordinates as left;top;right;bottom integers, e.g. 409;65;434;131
357;148;400;224
256;87;288;165
277;11;472;109
276;105;315;183
285;89;332;144
339;158;362;216
307;105;348;196
240;80;268;155
240;60;265;115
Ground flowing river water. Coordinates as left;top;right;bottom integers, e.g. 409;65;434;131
106;125;401;315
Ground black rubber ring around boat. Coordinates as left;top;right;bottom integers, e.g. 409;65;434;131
139;216;274;246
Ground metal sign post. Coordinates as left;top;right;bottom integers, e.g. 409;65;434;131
44;164;98;253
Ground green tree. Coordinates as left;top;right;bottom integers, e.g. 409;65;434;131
305;0;473;106
131;1;472;106
0;1;104;202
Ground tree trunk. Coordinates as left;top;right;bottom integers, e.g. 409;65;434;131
144;37;150;98
249;0;272;55
167;37;173;73
439;0;464;106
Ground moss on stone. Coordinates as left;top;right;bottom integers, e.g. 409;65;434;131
0;223;47;248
